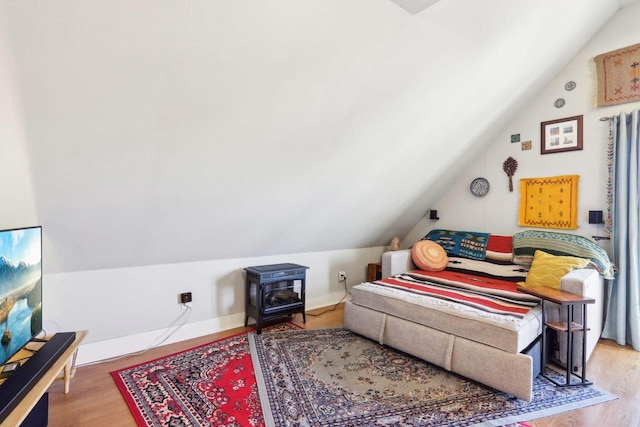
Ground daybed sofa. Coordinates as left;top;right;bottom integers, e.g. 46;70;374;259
344;229;614;402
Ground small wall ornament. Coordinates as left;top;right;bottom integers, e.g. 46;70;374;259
470;177;490;197
503;156;518;192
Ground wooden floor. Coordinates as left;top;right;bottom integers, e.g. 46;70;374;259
47;304;639;427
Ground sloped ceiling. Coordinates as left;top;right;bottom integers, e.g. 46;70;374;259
390;0;441;14
0;0;624;274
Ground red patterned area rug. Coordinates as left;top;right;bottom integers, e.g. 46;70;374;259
111;322;299;427
250;328;616;427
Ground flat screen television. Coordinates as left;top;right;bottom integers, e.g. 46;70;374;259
0;226;42;367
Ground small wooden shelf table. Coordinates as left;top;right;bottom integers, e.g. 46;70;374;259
517;285;594;387
367;263;382;282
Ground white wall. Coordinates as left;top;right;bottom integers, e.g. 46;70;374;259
0;12;37;228
404;1;640;250
0;1;619;275
45;245;384;364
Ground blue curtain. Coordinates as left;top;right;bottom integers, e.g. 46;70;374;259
601;110;640;351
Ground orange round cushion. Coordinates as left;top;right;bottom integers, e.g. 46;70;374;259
411;240;448;271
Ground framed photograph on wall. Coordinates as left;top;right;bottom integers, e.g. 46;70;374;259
540;115;583;154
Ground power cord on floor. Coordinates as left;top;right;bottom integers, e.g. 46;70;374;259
306;277;350;317
81;304;193;366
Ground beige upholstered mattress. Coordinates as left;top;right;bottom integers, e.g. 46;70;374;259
350;282;542;353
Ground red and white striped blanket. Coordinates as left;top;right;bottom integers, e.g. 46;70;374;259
373;270;540;318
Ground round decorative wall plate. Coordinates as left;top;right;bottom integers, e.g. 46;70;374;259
565;81;576;91
470;177;490;197
554;98;565;108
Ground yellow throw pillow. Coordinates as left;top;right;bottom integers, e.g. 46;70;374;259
524;250;590;289
412;240;448;271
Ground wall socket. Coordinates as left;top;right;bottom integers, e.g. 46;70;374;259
338;271;347;282
180;292;192;304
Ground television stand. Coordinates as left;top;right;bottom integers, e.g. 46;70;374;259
0;330;87;426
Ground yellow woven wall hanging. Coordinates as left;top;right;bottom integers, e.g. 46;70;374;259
518;175;579;230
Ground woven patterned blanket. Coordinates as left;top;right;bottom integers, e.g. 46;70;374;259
375;271;540;318
423;229;490;260
513;230;615;279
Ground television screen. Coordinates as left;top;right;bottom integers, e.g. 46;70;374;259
0;226;42;367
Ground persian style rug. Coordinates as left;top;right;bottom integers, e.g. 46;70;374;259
111;322;299;427
518;175;579;230
594;42;640;106
250;328;616;427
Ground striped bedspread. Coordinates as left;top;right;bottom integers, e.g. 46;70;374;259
374;270;540;318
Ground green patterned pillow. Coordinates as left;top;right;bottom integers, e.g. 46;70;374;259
513;230;614;279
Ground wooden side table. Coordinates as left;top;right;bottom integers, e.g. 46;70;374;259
367;263;382;282
517;285;594;387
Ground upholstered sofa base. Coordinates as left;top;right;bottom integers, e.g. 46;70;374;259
344;301;538;402
381;249;604;369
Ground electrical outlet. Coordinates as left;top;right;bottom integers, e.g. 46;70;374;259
338;271;347;282
180;292;192;304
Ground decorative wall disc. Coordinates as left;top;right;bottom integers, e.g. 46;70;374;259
564;81;576;91
470;177;490;197
554;98;565;108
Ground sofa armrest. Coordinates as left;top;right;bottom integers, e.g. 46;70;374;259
546;268;603;323
381;249;414;278
560;268;601;298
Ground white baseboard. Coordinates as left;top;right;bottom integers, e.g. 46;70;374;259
76;291;349;366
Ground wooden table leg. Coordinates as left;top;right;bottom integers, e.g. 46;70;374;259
63;348;80;394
